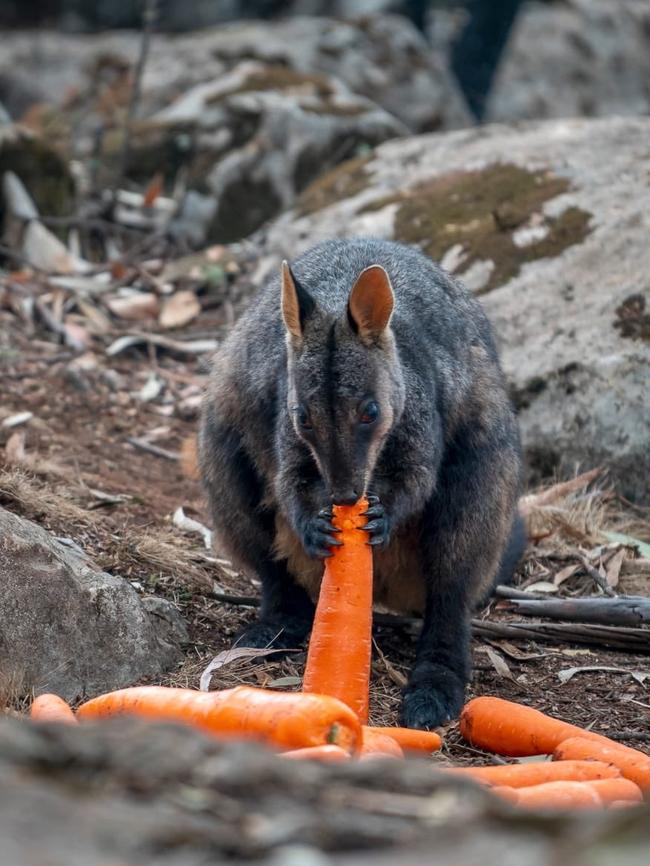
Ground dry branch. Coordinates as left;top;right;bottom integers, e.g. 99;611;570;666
209;591;650;653
497;594;650;627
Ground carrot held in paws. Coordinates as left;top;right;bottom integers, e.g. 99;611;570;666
553;737;650;795
302;498;372;722
460;696;609;757
77;685;360;752
445;760;621;787
30;694;77;724
364;726;442;754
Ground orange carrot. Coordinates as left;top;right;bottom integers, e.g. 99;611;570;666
30;694;78;724
365;726;442;754
302;498;372;722
585;778;643;804
359;729;404;759
77;685;360;752
445;759;621;787
460;697;611;757
281;745;350;762
494;781;603;809
553;737;650;795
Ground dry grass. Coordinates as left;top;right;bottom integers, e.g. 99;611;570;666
0;468;95;526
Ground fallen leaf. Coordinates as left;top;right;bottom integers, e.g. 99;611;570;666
5;431;27;466
106;292;160;321
159;290;201;329
106;332;218;357
553;563;580;586
3;170;38;220
604;547;626;588
137;373;165;403
22;220;90;274
199;647;289;691
486;640;548;662
172;505;213;550
267;676;302;689
523;581;559;594
2;411;33;428
558;666;650;685
87;488;132;508
603;531;650;560
484;646;520;685
143;171;164;208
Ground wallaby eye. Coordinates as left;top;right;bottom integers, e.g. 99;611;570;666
359;401;379;425
296;405;313;431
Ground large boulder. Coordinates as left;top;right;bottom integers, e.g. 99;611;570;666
1;717;649;865
0;15;469;134
486;0;650;122
254;117;650;501
125;60;406;243
0;507;184;700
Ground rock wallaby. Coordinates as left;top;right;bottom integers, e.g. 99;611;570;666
199;238;525;729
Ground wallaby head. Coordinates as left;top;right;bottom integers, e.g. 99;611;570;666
281;260;405;505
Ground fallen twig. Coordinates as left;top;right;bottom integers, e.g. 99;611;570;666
497;593;650;627
209;591;650;653
114;0;158;194
579;555;617;597
126;437;179;461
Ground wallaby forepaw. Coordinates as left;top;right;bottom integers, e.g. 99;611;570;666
362;494;391;548
400;666;465;729
300;507;342;559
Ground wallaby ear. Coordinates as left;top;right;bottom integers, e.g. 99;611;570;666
347;265;394;343
281;260;315;342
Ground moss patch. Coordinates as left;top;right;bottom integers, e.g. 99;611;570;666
363;164;591;293
0;132;74;221
613;293;650;342
208;66;334;103
296;153;372;216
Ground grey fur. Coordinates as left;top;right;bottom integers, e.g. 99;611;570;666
200;238;524;729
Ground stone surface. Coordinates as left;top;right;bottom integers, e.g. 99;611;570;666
254;117;650;500
132;60;406;243
0;506;183;699
487;0;650;122
0;15;470;134
1;716;649;865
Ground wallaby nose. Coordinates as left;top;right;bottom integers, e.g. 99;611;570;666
331;490;359;506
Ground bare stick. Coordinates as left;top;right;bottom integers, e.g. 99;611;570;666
579;555;617;597
499;594;650;627
208;591;650;652
114;0;158;194
126;437;179;461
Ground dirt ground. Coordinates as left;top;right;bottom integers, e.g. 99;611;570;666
1;304;649;762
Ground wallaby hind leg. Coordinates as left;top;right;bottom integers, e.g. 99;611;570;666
200;409;315;649
400;441;521;730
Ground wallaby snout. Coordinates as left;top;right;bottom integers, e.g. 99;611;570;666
330;489;360;506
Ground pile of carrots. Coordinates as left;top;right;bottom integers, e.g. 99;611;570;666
28;499;649;809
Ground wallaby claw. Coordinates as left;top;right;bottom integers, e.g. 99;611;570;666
301;510;344;559
361;497;391;548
